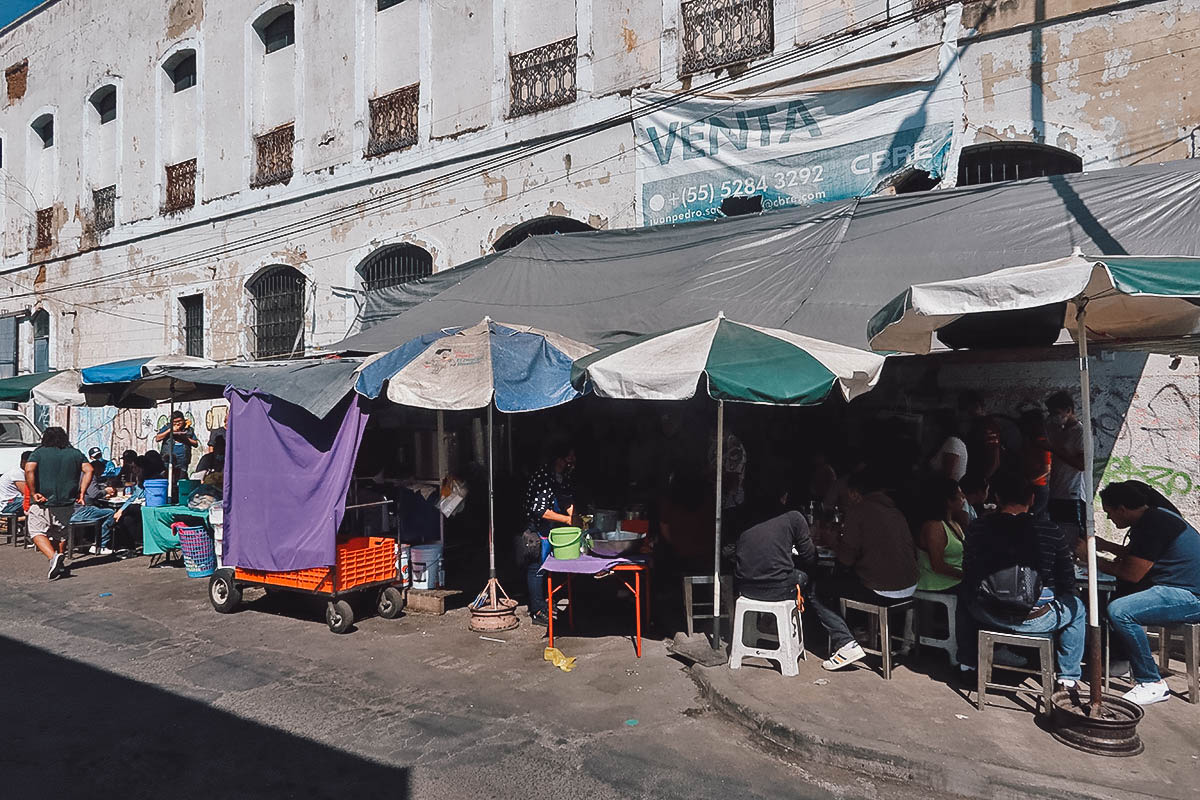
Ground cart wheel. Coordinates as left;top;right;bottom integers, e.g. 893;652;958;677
209;569;242;614
377;586;406;619
326;599;355;633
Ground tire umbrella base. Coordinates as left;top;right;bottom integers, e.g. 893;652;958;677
1048;689;1145;757
469;577;520;632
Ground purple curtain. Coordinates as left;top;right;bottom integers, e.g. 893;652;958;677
223;389;369;572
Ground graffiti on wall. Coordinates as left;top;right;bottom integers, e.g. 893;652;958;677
70;400;229;471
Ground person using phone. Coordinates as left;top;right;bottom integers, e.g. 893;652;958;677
155;411;199;479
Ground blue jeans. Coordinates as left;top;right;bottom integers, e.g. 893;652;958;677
1107;586;1200;684
971;594;1087;681
70;505;116;548
2;496;23;514
526;537;552;615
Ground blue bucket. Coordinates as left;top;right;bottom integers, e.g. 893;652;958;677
144;479;169;508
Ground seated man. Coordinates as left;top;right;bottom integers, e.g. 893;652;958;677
961;470;1085;689
734;505;861;669
1098;480;1200;706
87;446;119;479
821;466;920;670
70;474;119;555
0;450;31;514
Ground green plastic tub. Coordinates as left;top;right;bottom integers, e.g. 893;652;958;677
548;527;582;560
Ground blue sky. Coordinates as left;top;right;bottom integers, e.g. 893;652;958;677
0;0;44;28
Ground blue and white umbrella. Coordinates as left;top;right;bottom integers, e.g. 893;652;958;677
354;318;594;412
355;318;595;615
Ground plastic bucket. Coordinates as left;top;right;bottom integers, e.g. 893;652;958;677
549;527;582;560
144;479;169;508
398;543;412;589
411;542;443;590
177;479;199;505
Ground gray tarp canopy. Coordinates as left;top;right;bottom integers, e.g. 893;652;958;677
331;159;1200;353
158;358;363;419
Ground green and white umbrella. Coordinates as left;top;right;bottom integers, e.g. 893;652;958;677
573;314;886;646
869;252;1200;715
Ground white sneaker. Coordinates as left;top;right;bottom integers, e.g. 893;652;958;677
822;642;866;671
1123;680;1170;706
47;553;65;580
1057;679;1077;689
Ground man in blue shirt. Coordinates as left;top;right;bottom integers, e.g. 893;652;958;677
1099;480;1200;706
155;411;198;477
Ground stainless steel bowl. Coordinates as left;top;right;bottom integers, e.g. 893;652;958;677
587;530;646;557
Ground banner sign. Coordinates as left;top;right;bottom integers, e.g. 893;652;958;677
634;78;960;227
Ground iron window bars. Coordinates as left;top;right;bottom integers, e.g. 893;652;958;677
680;0;774;75
164;159;197;213
367;84;420;157
253;124;295;187
509;37;577;117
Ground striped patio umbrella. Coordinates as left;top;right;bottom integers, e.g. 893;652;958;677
869;252;1200;716
572;314;886;647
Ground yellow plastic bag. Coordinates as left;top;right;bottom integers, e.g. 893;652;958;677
543;646;577;672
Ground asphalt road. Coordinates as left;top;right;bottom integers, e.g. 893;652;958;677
0;547;958;800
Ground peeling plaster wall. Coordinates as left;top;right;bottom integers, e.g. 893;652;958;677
0;0;1192;377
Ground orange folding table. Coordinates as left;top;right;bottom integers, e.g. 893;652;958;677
543;554;652;657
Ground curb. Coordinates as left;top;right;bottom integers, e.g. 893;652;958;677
688;665;1165;800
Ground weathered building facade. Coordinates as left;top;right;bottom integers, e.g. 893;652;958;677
0;0;1196;520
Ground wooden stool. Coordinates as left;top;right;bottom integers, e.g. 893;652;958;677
839;597;915;679
977;630;1054;712
1149;622;1200;704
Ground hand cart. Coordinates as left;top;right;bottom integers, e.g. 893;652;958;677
207;501;406;633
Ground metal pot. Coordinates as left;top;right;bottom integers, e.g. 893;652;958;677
592;509;621;533
587;530;646;557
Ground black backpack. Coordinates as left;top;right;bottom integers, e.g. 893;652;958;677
975;517;1044;619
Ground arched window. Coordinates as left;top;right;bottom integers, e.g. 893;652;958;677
163;50;197;93
89;85;117;124
248;266;305;360
31;113;53;148
493;216;593;251
358;244;433;293
255;5;295;53
957;143;1082;187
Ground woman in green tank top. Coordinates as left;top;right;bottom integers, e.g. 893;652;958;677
917;476;966;592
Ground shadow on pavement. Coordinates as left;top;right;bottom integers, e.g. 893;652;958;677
2;635;410;799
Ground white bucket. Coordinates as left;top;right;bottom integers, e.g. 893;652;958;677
411;542;444;590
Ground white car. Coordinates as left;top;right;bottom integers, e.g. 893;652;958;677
0;410;43;474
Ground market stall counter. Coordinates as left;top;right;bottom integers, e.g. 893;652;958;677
142;504;209;559
543;553;652;657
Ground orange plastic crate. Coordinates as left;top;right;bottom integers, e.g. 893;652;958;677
235;537;396;594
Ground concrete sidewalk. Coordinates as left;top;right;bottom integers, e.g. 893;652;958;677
689;644;1199;800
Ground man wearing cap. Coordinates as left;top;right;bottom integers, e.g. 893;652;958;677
87;447;119;480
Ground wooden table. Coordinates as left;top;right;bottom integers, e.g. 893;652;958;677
543;554;652;657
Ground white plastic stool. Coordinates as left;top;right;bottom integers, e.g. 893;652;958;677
914;590;958;666
729;596;805;677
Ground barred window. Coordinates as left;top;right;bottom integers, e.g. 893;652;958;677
35;208;53;249
509;37;577;118
358;244;433;293
957;143;1082;187
93;185;116;232
249;266;305;360
164;159;197;213
253;123;294;187
180;294;204;358
368;84;419;157
680;0;774;75
493;216;593;252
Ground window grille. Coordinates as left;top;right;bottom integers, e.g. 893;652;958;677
249;266;305;360
680;0;774;75
509;37;577;118
0;316;18;380
493;216;593;251
93;185;116;232
359;244;433;293
262;11;295;54
169;52;197;93
253;124;294;187
35;208;53;249
164;159;197;213
180;294;204;358
367;84;420;157
957;143;1082;187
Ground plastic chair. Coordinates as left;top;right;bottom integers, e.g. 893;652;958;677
839;597;915;679
977;630;1054;712
914;590;959;666
729;596;805;676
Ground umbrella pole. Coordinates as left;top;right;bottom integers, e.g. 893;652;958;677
713;400;724;650
168;379;175;503
1076;305;1103;714
437;410;446;550
488;403;496;581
